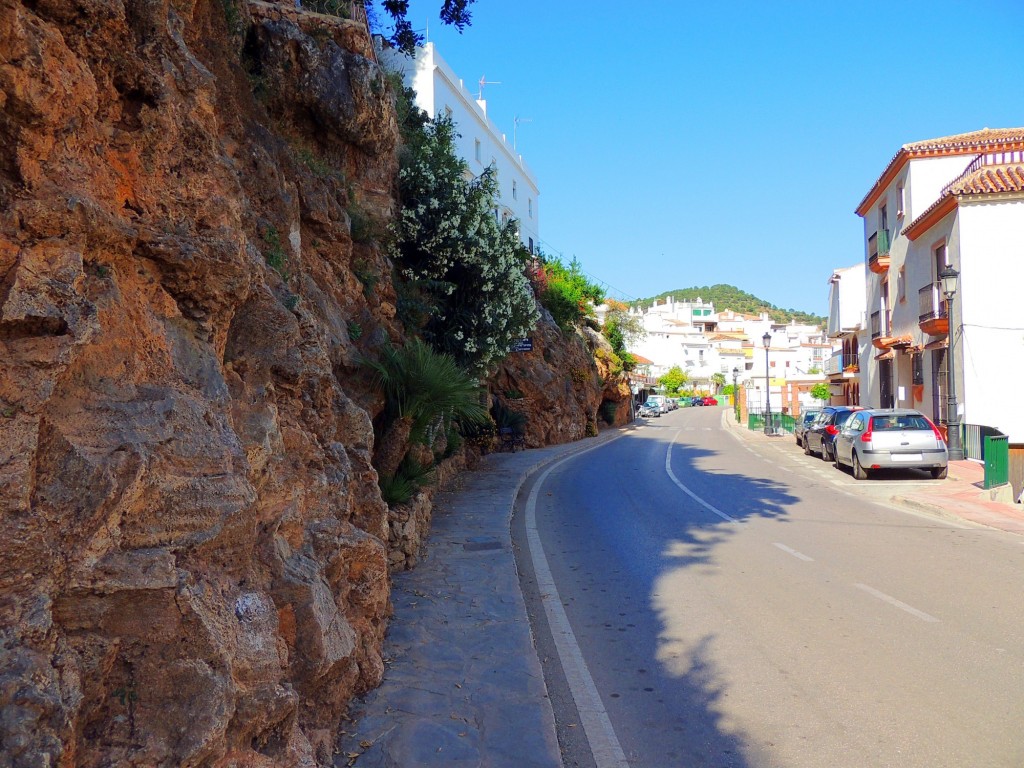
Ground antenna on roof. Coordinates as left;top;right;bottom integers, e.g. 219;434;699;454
477;75;501;101
514;115;532;151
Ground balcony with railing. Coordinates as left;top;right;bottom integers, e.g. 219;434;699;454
825;353;859;377
918;282;949;336
870;309;890;340
868;229;891;274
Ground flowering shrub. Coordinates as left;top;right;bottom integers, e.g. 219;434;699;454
392;115;538;372
536;254;605;331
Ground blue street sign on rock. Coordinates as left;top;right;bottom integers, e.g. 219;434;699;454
512;338;533;352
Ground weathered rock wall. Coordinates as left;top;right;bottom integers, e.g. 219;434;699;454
0;2;633;765
489;313;633;445
0;1;400;765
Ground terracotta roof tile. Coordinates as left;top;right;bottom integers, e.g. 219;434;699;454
856;127;1024;215
902;128;1024;152
949;163;1024;194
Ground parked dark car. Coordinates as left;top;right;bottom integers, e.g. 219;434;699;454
691;396;705;407
834;408;949;479
803;406;861;461
794;407;823;448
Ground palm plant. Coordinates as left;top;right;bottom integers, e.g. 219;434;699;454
364;338;489;478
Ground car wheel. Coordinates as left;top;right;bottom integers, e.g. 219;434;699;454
821;443;832;462
795;435;801;447
930;466;948;480
804;438;812;456
852;452;868;480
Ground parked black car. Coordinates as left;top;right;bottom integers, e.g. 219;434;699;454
794;407;822;448
690;396;705;407
803;406;862;462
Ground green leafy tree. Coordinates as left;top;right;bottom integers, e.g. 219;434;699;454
658;365;689;396
392;115;539;372
711;372;726;392
536;255;605;331
810;382;831;403
378;0;476;53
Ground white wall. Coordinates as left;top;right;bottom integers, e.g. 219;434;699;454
958;198;1024;442
382;43;540;252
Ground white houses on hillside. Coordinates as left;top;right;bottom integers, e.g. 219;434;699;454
380;42;540;253
853;127;1024;446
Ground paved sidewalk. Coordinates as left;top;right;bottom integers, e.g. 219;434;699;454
725;409;1024;535
336;429;627;768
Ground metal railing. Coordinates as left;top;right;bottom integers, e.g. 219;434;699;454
940;149;1024;197
962;423;1004;462
825;353;858;376
918;282;947;322
747;411;795;435
868;228;891;267
870;310;891;339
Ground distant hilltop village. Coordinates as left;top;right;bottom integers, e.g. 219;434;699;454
599;295;835;407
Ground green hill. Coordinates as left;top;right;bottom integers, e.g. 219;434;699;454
638;284;826;328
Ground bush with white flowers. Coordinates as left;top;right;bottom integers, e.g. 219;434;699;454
392;115;539;372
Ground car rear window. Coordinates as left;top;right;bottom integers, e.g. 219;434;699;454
834;410;857;426
871;415;931;431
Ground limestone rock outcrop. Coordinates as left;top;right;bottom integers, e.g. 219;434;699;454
489;312;633;445
0;2;634;766
0;1;398;765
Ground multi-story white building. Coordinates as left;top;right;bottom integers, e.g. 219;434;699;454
854;128;1024;445
824;264;867;406
380;42;540;253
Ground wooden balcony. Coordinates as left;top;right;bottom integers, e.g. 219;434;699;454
918;282;949;336
867;229;891;274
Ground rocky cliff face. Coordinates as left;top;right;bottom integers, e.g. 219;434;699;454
489;315;633;445
0;2;634;765
0;1;400;765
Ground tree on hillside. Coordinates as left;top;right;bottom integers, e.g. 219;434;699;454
638;283;825;328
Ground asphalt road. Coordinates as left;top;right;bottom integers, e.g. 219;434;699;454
513;406;1024;768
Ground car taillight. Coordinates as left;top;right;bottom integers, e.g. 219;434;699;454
924;417;946;445
861;419;873;443
825;424;839;436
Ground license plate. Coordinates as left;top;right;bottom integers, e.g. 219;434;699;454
891;453;923;462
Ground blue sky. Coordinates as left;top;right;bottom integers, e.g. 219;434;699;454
371;0;1024;315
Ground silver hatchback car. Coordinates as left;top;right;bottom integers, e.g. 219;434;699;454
834;408;949;480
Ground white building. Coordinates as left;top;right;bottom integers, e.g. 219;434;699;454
380;42;540;253
824;264;867;406
613;298;833;399
855;128;1024;445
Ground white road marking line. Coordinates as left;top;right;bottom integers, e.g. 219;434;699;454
854;583;939;623
666;431;740;524
526;447;631;768
774;542;814;562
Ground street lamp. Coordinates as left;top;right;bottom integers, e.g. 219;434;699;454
732;366;740;423
940;265;964;460
762;331;772;435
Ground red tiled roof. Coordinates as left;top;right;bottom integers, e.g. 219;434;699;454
903;163;1024;240
949;163;1024;194
901;128;1024;152
856;127;1024;215
630;353;654;365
